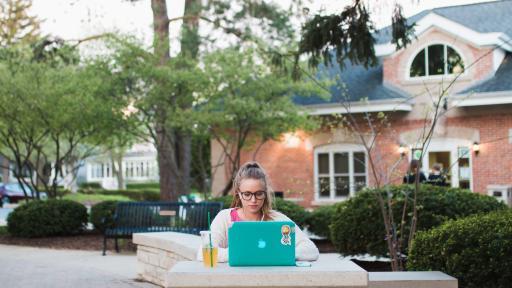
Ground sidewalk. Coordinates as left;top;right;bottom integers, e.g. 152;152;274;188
0;244;157;288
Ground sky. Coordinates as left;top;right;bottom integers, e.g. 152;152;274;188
30;0;497;55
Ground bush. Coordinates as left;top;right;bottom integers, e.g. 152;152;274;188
79;182;102;190
330;185;507;256
274;198;309;228
408;209;512;288
209;195;309;228
90;201;119;233
7;200;88;237
307;205;337;239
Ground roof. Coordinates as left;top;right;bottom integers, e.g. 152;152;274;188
293;58;407;106
458;53;512;94
375;0;512;45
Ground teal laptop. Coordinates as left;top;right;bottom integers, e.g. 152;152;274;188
228;221;296;266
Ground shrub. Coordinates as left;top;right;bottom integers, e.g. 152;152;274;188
79;182;102;190
306;205;337;239
209;195;309;228
330;185;507;256
90;201;119;233
408;209;512;288
7;200;88;237
209;195;233;209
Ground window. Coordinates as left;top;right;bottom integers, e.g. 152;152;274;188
410;44;464;77
315;146;367;199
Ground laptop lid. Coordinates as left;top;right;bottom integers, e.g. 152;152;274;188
228;221;296;266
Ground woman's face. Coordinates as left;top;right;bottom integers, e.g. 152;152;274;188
238;178;266;215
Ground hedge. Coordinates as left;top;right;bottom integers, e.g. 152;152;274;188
90;200;120;233
209;195;309;228
408;209;512;288
306;205;337;239
330;185;507;256
7;200;88;237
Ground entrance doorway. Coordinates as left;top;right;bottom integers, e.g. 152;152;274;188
428;151;451;186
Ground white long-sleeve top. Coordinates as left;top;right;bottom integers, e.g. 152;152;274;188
196;208;320;263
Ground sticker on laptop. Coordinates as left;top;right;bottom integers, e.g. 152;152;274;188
281;225;292;245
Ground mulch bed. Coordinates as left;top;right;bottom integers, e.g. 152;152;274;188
0;230;137;253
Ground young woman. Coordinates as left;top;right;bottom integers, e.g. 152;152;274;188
197;161;319;263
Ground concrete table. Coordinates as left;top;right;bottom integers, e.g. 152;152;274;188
166;254;368;288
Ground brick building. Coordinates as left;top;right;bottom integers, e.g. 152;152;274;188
211;1;512;207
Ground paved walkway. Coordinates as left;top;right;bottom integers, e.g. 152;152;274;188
0;245;158;288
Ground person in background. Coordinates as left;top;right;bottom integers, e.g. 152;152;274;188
427;163;448;186
197;161;319;263
403;159;427;184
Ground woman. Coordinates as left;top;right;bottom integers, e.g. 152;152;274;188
197;161;319;263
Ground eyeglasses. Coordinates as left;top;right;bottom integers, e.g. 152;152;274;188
238;190;266;201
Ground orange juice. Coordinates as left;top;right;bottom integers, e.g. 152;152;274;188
202;247;218;268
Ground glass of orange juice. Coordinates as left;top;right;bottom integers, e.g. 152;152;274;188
200;231;218;268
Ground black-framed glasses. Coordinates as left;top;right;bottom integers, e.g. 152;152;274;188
238;190;266;201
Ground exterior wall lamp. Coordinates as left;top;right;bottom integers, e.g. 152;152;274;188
473;142;480;155
398;145;407;157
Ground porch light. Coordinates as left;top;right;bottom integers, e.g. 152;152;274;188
398;145;407;157
473;142;480;155
283;133;301;148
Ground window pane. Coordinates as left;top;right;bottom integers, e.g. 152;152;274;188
353;152;366;173
335;176;350;197
334;153;349;174
318;153;329;174
319;177;330;198
410;49;426;77
354;176;367;192
447;46;464;74
428;45;444;75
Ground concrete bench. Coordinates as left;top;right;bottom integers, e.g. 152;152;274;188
133;232;458;288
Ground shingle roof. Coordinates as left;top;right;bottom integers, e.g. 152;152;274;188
458;53;512;94
375;0;512;45
293;59;407;106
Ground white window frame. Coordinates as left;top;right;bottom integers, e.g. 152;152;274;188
314;144;368;203
406;42;467;80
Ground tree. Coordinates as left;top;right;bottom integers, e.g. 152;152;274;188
0;0;40;47
0;43;130;198
199;48;326;195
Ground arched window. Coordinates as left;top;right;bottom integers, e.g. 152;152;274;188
410;44;464;77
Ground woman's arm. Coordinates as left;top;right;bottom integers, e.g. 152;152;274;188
273;211;320;261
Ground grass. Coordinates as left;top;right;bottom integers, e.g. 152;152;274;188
63;193;131;203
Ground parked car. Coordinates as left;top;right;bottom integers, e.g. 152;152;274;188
0;183;48;207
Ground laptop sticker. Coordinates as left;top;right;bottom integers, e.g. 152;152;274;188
281;225;292;245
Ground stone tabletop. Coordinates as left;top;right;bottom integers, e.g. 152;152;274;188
166;254;368;288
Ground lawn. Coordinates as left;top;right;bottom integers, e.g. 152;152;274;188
63;193;131;203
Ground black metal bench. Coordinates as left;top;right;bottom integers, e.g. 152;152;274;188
103;201;223;255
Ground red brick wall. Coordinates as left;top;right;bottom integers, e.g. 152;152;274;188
237;113;512;208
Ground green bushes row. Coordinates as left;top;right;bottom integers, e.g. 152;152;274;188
330;185;507;256
408;209;512;288
7;200;88;237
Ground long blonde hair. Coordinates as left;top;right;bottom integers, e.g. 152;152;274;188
230;161;274;220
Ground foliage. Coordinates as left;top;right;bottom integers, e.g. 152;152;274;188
306;205;337;240
408;209;512;288
90;200;120;233
209;195;233;209
330;185;507;256
199;48;325;194
274;198;309;229
0;0;40;46
7;200;88;237
0;44;132;197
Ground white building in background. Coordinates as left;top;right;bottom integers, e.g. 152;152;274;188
81;143;159;189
